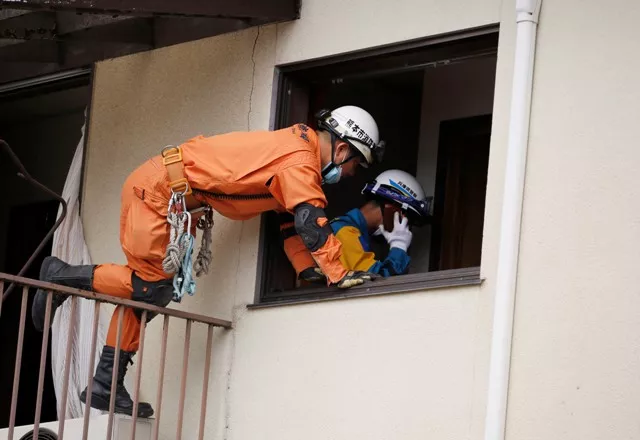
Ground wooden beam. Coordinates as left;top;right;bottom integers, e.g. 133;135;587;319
0;39;59;62
55;11;131;34
0;10;56;40
0;0;299;85
62;17;153;45
0;0;299;20
153;17;249;48
0;62;60;85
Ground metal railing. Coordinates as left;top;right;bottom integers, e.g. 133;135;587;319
0;273;232;440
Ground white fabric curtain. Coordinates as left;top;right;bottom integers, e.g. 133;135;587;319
51;109;109;419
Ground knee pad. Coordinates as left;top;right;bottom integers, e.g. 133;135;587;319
294;203;332;252
131;273;174;321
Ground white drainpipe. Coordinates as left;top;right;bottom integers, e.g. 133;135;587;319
484;1;542;440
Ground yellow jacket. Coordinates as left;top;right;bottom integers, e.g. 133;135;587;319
330;209;410;276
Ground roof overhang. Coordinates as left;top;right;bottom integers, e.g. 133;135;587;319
0;0;299;85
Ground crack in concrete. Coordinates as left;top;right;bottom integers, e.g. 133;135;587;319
247;26;261;131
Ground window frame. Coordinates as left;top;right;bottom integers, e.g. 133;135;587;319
255;25;498;305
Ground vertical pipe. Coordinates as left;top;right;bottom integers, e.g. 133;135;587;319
33;292;53;439
82;301;102;440
176;320;192;440
484;2;542;440
130;310;148;440
152;315;170;440
7;286;29;440
57;296;77;440
197;325;214;440
106;307;125;440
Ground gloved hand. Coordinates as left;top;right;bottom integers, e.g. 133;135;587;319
298;267;327;284
378;212;412;252
335;271;379;289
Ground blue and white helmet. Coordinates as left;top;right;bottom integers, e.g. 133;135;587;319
362;169;431;224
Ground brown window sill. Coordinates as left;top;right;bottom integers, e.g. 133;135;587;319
250;267;482;309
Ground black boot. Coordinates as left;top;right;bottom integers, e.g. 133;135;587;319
80;346;154;418
31;256;95;332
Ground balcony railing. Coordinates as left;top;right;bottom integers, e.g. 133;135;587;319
0;272;232;440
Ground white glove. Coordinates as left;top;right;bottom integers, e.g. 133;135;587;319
378;212;412;252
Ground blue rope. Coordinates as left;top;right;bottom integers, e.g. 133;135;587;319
172;231;196;303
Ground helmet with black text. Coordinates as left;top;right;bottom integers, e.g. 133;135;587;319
315;106;385;184
362;169;431;226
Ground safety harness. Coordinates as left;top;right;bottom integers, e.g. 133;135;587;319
161;146;214;302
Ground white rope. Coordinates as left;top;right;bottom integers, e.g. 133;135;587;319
163;194;214;301
162;193;188;275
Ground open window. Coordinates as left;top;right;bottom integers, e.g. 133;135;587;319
256;28;498;304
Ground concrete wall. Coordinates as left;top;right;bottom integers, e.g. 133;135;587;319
82;0;512;439
506;1;640;439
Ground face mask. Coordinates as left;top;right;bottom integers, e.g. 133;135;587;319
322;164;342;185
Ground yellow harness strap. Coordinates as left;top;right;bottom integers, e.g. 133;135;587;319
161;146;201;211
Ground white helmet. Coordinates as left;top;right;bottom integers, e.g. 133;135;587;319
316;105;385;167
362;169;432;224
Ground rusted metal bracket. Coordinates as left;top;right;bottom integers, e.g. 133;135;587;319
0;138;68;301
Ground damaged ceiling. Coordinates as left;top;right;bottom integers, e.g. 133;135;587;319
0;0;299;85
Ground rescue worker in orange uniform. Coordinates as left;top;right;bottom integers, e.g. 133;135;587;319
30;106;385;418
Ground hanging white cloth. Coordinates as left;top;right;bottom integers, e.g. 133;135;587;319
50;109;109;419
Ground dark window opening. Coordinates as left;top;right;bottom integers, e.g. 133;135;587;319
0;72;92;428
256;28;498;304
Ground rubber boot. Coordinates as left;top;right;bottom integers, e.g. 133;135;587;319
31;256;95;332
80;346;154;418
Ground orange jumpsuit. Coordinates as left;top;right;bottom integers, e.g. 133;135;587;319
93;124;346;351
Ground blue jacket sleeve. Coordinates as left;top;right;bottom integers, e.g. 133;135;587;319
368;247;411;277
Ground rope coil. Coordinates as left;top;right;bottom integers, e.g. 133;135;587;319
162;193;214;302
194;206;214;277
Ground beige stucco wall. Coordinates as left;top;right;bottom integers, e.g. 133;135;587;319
82;0;513;439
506;1;640;439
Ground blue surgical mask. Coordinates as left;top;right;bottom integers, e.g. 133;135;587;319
322;164;342;185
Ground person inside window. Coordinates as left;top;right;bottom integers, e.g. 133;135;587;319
283;169;431;281
330;169;431;276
